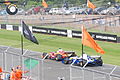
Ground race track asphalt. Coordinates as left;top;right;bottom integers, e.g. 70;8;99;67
0;45;120;80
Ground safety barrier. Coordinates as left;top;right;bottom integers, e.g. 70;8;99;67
0;45;120;80
0;24;118;43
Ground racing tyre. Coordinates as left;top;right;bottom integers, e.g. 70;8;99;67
97;57;103;66
6;4;18;15
41;53;48;59
68;60;73;64
63;57;69;64
79;59;87;67
56;54;62;61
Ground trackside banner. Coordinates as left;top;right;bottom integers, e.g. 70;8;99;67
72;30;117;42
0;24;117;43
32;26;67;36
90;32;117;43
33;27;117;43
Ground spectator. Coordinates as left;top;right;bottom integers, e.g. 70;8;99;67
10;67;16;80
0;67;10;80
0;67;2;80
15;65;29;80
0;67;2;73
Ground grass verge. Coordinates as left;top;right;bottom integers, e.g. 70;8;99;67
0;29;120;66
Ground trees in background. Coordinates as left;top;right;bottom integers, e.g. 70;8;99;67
0;0;118;8
115;0;120;2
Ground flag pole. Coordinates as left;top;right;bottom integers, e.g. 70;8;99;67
82;44;84;67
21;20;24;55
21;34;24;55
20;20;24;68
81;26;84;67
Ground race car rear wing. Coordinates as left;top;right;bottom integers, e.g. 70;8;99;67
64;51;75;54
90;55;101;58
64;51;76;57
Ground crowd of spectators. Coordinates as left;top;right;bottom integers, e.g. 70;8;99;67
0;66;29;80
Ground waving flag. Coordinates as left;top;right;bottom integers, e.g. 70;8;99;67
87;0;96;9
81;26;105;54
42;0;48;8
22;21;39;44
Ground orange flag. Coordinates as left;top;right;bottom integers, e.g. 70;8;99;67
87;0;96;10
42;0;48;8
81;26;105;54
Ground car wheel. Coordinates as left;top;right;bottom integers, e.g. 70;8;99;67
68;60;73;64
41;53;48;59
79;59;87;67
56;54;62;61
97;57;103;66
6;4;18;15
63;57;69;64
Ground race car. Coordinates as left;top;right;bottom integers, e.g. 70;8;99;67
41;50;76;61
62;55;103;67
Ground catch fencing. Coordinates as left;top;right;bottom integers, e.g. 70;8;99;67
0;45;120;80
70;66;120;80
0;46;42;80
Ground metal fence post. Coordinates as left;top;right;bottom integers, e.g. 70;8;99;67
38;60;40;80
22;55;24;76
109;66;117;80
41;60;44;80
93;72;94;80
70;66;72;80
11;55;13;67
22;55;24;77
82;69;84;80
2;52;5;70
3;47;10;71
30;57;32;78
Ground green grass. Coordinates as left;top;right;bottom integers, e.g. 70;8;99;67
0;29;120;66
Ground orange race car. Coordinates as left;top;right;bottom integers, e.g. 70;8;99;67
42;50;76;61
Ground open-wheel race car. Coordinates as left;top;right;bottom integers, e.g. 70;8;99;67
62;54;103;67
41;50;77;61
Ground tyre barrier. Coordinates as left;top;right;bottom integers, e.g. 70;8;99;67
6;4;18;15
